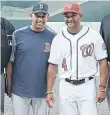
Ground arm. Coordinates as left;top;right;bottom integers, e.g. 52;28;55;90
97;59;108;102
94;32;108;102
47;63;58;93
46;35;60;107
6;61;13;95
6;32;16;96
99;59;108;87
46;63;58;108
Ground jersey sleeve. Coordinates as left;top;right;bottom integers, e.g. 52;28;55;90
48;37;60;65
10;32;16;62
94;33;108;60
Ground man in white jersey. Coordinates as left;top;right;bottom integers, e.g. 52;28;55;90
46;2;109;115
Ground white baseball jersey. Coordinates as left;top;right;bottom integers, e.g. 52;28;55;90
48;26;107;80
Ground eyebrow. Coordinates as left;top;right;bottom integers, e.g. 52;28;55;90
34;13;46;15
64;13;78;15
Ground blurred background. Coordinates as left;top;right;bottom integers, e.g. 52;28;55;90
1;0;110;32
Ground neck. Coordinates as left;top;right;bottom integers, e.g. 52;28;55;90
67;25;83;33
31;25;44;32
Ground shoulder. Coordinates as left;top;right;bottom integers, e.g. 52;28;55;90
1;17;11;26
51;32;63;44
100;14;110;27
90;28;103;42
84;26;102;42
87;27;100;36
45;26;57;37
102;14;110;21
1;17;15;33
13;26;29;36
12;26;30;41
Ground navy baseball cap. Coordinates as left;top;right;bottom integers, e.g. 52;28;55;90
32;2;48;14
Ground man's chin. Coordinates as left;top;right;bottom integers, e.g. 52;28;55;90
68;25;75;28
36;26;44;29
67;23;75;28
34;26;45;31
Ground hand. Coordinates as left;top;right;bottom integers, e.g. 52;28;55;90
46;93;54;108
96;87;106;103
7;84;12;98
7;90;12;98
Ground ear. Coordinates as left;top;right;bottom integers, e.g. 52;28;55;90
30;13;32;17
45;14;49;21
46;14;49;18
80;13;83;18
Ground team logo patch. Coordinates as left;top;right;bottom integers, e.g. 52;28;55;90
80;43;94;58
102;43;106;50
62;58;67;71
66;3;73;9
44;43;51;53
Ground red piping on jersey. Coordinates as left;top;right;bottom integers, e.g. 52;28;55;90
62;27;89;80
62;31;72;80
76;28;89;79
